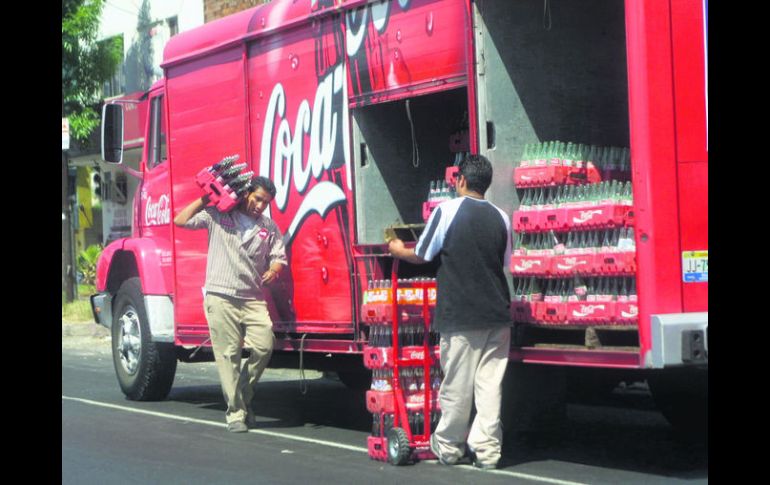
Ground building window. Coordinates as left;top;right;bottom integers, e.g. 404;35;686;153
167;16;178;37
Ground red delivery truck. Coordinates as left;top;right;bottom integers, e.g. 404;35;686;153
93;0;707;440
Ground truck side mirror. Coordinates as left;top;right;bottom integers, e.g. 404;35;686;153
101;103;124;164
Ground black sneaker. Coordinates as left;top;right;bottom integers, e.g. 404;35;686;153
468;448;497;470
245;415;258;429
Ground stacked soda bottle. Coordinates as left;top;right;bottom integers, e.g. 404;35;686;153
511;140;638;326
361;276;442;461
519;141;631;182
196;154;255;212
427;179;456;204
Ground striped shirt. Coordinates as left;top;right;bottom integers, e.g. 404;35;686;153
416;196;512;332
184;207;287;300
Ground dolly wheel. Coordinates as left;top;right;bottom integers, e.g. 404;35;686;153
387;427;411;465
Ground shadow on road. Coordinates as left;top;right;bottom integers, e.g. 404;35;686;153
167;377;706;480
167;377;372;432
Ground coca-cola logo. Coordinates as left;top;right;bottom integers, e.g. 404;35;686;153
573;209;603;224
514;259;542;271
259;63;351;245
620;305;638;318
572;304;606;317
145;194;170;226
346;0;413;57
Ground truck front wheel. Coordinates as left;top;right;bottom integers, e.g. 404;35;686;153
112;277;177;400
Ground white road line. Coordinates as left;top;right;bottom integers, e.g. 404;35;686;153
62;395;367;453
63;395;589;485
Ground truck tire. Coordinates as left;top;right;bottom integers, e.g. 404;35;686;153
647;368;708;441
111;277;177;401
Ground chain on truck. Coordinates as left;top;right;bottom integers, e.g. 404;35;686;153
92;0;708;457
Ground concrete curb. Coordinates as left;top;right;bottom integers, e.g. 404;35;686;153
62;321;109;338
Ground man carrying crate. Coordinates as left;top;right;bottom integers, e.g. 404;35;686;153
174;175;287;433
388;155;513;469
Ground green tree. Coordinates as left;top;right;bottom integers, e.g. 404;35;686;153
62;0;122;143
125;0;156;93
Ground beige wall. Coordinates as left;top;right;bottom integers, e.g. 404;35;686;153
205;0;271;23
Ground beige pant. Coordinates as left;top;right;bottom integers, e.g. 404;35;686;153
204;293;275;424
433;326;511;465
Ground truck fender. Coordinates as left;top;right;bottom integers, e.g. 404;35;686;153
93;238;174;343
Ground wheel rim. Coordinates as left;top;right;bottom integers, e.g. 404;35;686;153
388;436;400;458
116;306;142;375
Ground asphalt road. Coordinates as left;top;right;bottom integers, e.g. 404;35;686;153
62;333;707;484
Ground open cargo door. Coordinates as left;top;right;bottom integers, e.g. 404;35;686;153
471;0;640;367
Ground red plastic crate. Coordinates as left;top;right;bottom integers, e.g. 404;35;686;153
510;300;535;323
510;255;550;275
363;345;440;369
195;167;239;213
368;436;388;461
567;204;631;229
514;165;569;187
615;301;639;323
361;303;390;323
512;210;542;232
534;301;569;324
513;164;602;188
567;301;616;324
366;390;396;413
551;253;596;275
596;251;636;274
564;164;602;185
445;166;460;188
539;207;565;230
366;390;441;414
422;200;442;222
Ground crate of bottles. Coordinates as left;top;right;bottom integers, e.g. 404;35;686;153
364;343;441;369
511;276;638;325
513;180;634;232
595;250;637;274
567;301;615;323
551;253;595;275
423;179;456;222
195;155;254;213
511;228;636;277
510;300;536;323
510;254;551;275
514;142;630;188
615;301;639;324
367;365;442;413
566;204;632;229
534;301;569;323
361;279;437;324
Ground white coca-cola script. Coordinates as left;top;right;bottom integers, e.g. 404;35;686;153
145;194;171;226
259;63;351;244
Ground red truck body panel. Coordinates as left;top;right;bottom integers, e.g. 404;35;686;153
625;0;708;364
